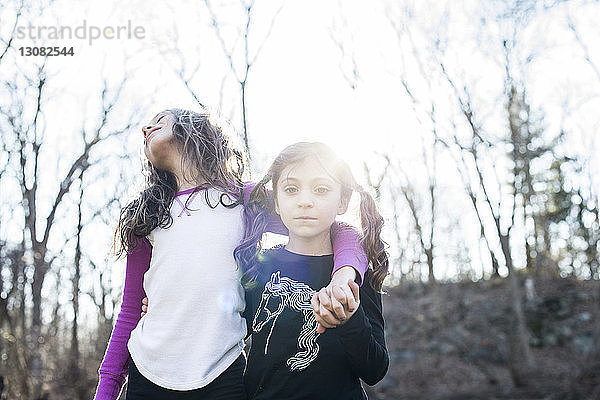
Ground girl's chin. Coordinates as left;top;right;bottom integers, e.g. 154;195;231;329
288;228;330;240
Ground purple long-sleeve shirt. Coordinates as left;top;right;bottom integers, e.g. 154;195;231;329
94;184;368;399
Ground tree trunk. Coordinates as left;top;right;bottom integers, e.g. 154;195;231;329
241;80;249;157
30;260;47;399
426;247;435;285
593;281;600;357
70;248;81;385
500;234;534;387
71;181;84;399
490;250;500;278
30;242;49;399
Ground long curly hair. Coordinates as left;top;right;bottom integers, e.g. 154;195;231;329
115;108;246;256
235;142;388;291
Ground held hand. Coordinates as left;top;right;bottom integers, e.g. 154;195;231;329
141;297;148;317
311;288;339;333
314;266;359;331
311;279;360;334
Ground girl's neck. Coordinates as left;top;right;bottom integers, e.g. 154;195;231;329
176;179;198;192
171;160;206;192
174;174;199;192
285;231;333;256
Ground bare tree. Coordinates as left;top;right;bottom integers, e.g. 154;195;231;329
202;0;284;157
386;151;438;285
69;176;84;399
0;0;24;65
384;0;543;384
329;1;360;90
568;15;600;83
565;13;600;389
436;57;536;385
0;55;137;395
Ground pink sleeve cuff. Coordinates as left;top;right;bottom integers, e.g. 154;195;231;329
94;371;126;400
332;248;368;285
94;238;151;400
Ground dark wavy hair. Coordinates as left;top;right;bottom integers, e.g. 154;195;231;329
114;108;246;256
234;142;388;291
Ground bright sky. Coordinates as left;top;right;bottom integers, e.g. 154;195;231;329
2;0;599;323
10;0;598;165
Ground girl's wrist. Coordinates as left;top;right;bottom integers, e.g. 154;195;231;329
331;266;357;284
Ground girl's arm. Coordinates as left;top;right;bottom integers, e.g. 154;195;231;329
243;182;368;283
330;222;367;285
333;280;389;386
94;238;151;400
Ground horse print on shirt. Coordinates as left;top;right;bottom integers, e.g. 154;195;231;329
252;271;320;371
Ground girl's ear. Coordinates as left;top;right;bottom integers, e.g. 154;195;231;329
274;196;280;215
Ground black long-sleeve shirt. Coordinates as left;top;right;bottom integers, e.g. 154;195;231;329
243;247;389;400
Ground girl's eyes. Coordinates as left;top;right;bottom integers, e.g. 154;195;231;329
283;186;330;194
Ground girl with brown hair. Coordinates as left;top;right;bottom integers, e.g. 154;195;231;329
238;142;389;399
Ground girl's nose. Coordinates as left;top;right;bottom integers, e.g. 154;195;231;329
297;193;314;208
142;125;153;137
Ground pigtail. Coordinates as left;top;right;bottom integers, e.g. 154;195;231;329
234;174;273;285
356;186;389;292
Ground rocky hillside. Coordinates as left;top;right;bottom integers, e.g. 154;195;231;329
365;277;599;400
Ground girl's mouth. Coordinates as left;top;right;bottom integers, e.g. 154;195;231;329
143;126;160;142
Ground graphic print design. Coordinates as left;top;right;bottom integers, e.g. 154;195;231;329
252;271;320;371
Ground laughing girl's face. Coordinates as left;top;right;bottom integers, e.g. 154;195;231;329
142;112;179;171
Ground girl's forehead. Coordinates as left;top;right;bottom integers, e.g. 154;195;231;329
278;158;337;183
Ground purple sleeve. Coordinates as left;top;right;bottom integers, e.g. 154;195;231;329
94;238;151;400
331;222;368;285
242;181;256;206
243;182;368;284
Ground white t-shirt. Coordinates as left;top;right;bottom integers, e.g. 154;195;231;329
128;187;246;390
